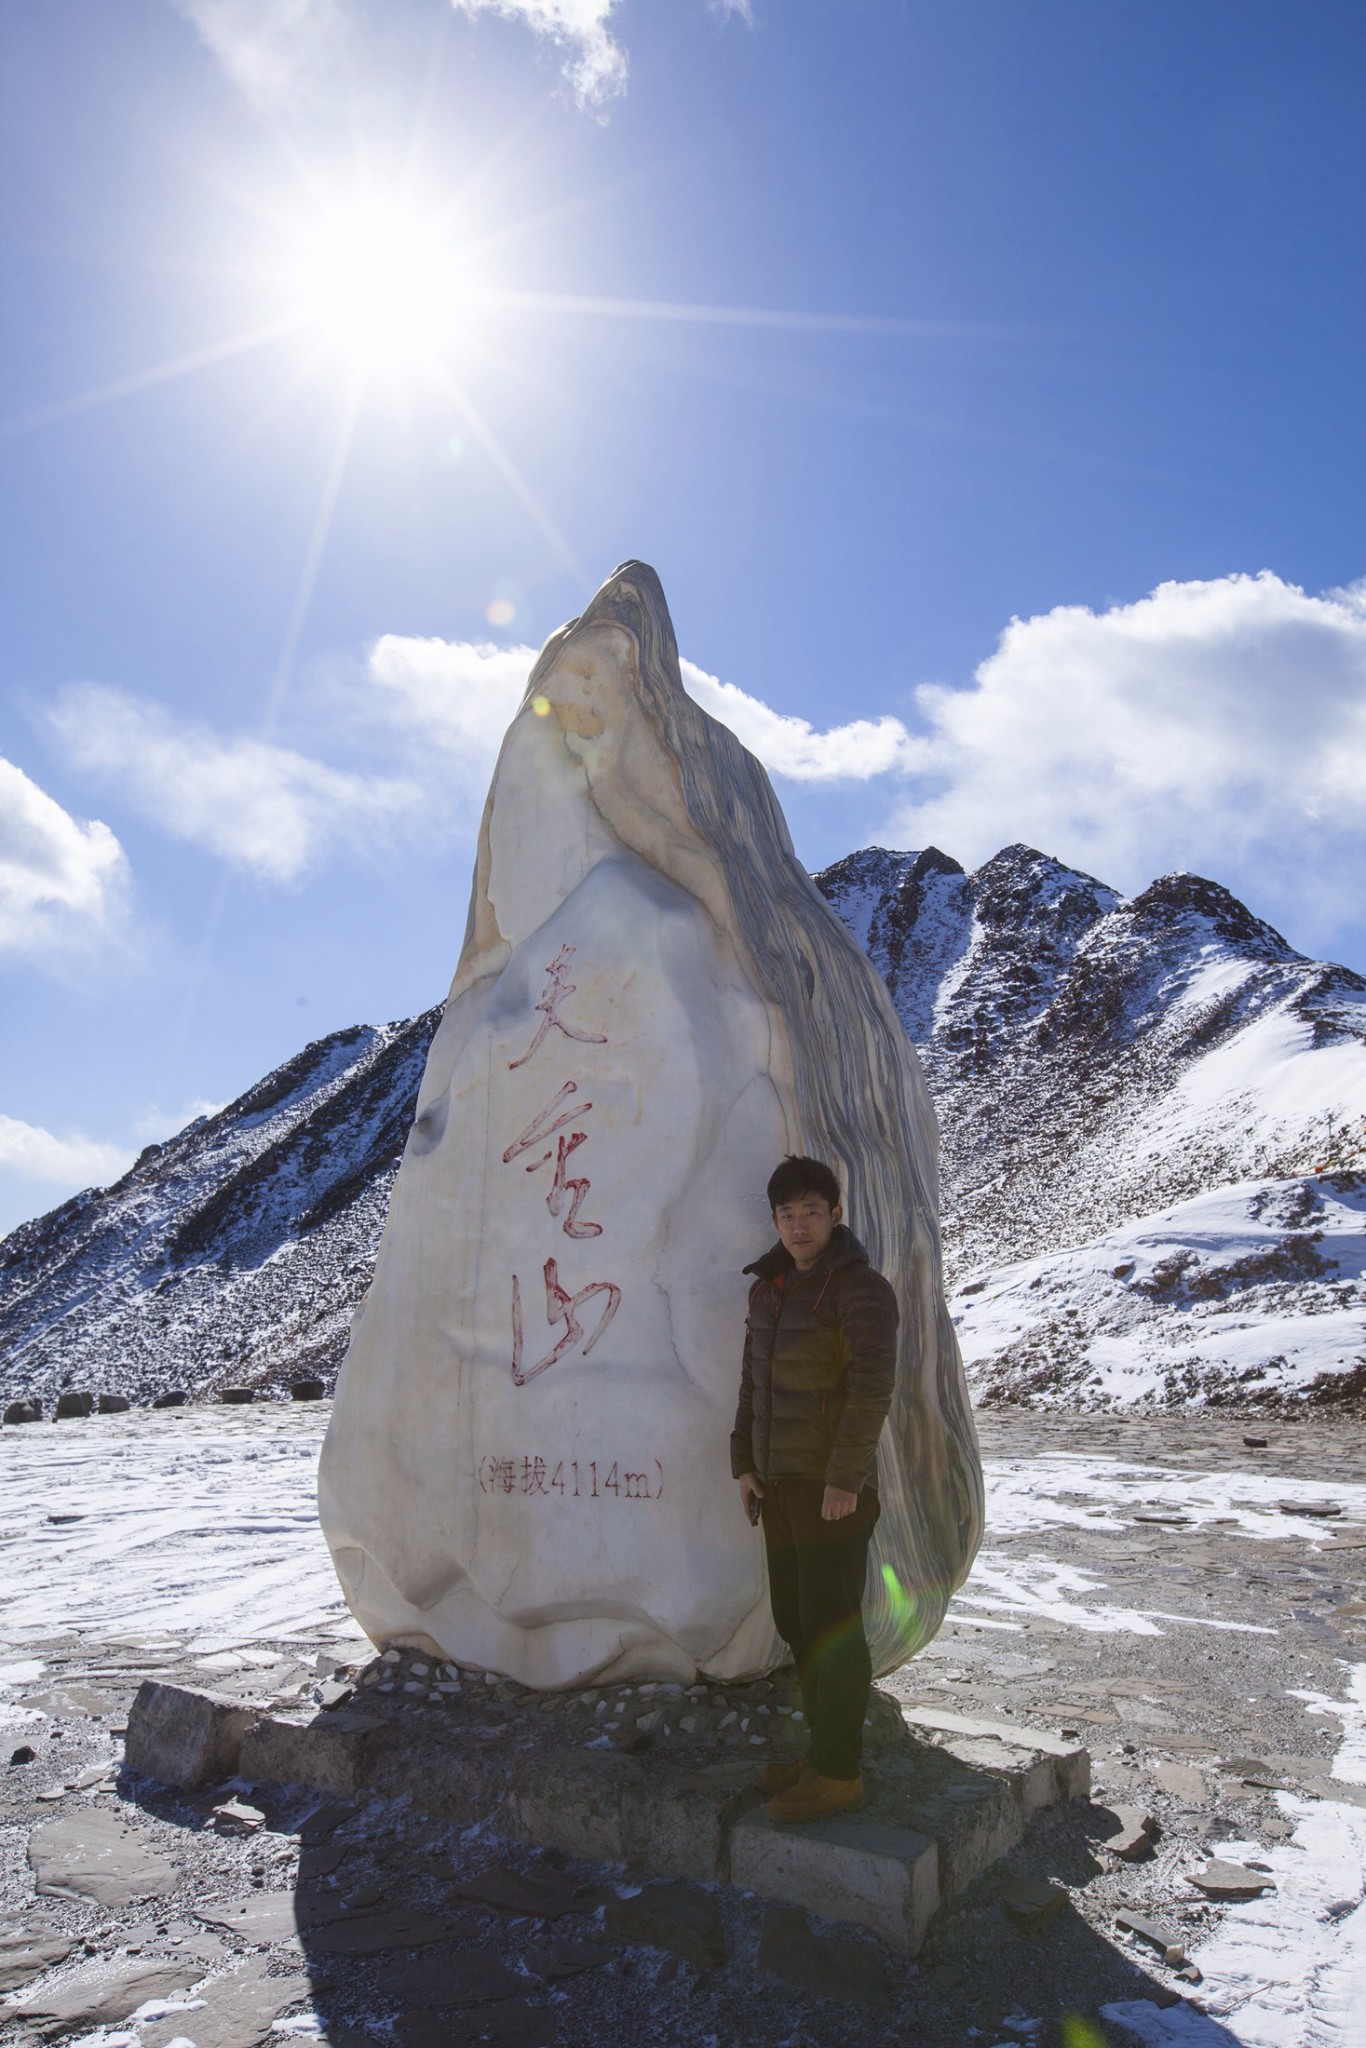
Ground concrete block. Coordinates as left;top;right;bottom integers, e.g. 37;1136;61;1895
238;1709;396;1798
900;1705;1091;1805
644;1762;754;1883
899;1767;1023;1898
729;1806;939;1955
367;1731;506;1827
124;1680;261;1789
504;1749;645;1866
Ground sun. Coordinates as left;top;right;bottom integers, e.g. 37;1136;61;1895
292;199;473;367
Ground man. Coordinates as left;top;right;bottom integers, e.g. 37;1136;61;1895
732;1155;897;1823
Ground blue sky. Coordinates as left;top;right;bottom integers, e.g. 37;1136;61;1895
2;0;1364;1234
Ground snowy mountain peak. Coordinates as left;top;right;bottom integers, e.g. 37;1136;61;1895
2;842;1361;1413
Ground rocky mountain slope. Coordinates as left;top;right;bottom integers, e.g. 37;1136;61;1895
2;843;1362;1411
0;1010;440;1408
816;845;1366;1408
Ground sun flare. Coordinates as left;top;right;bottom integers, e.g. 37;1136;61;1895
293;200;473;366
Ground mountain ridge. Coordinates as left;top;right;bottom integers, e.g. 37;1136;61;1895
3;842;1362;1412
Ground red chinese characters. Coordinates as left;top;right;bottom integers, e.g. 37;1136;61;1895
510;1259;621;1386
503;944;620;1387
508;944;607;1070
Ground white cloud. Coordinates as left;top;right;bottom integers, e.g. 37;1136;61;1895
367;634;533;760
680;658;917;781
365;633;917;787
0;757;128;956
50;683;417;885
0;1115;134;1191
883;570;1366;948
449;0;627;106
170;0;348;113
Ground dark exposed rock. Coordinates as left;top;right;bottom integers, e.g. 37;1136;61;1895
605;1883;727;1969
54;1390;94;1418
3;1397;41;1423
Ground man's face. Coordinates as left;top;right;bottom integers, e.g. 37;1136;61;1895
772;1193;842;1271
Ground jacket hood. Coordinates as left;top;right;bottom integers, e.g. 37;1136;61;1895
743;1222;871;1282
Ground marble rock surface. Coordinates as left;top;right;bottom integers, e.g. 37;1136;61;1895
318;561;983;1686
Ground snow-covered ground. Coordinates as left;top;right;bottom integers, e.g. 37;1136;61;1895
953;1174;1366;1410
4;1407;1365;2048
1101;1669;1366;2047
0;1408;363;1664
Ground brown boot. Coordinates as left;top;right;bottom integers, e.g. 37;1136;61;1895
757;1757;806;1797
768;1767;865;1824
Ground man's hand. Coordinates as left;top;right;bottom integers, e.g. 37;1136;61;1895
738;1472;765;1525
821;1484;859;1522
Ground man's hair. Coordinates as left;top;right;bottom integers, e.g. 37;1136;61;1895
767;1155;841;1212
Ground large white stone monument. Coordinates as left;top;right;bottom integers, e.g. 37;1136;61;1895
319;562;982;1688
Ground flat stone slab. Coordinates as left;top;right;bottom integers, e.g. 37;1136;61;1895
373;1950;525;2008
756;1902;895;2010
0;1927;75;1995
28;1808;179;1907
193;1888;360;1946
603;1883;727;1968
139;1956;309;2048
10;1954;197;2038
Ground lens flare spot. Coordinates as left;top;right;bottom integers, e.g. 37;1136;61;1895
531;694;551;717
486;597;516;627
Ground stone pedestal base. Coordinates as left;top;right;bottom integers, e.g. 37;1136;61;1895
125;1678;1088;1956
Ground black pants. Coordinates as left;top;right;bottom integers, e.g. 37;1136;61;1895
761;1476;880;1780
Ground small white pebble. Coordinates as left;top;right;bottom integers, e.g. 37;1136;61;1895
740;1718;750;1732
380;1650;400;1665
756;1705;770;1716
594;1701;609;1718
484;1671;499;1686
411;1662;429;1677
749;1735;765;1746
403;1681;424;1694
679;1716;697;1734
719;1711;738;1729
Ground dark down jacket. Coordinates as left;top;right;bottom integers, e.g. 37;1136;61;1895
730;1224;898;1495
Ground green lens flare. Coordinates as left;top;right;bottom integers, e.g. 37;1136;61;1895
1061;2017;1111;2048
880;1561;916;1633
